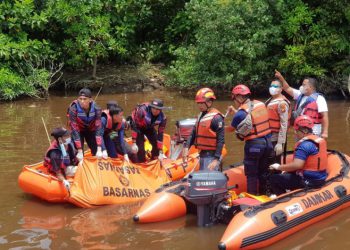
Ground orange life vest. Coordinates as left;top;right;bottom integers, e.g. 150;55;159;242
102;109;123;133
294;135;327;172
239;100;271;141
266;95;291;132
295;93;323;124
194;108;223;150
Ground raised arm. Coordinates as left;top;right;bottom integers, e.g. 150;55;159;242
275;70;295;98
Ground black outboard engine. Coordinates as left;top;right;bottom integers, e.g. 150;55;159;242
185;170;228;227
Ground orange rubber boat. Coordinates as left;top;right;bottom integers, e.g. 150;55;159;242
18;136;199;204
134;150;350;250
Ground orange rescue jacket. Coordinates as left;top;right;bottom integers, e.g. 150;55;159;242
194;108;223;150
266;96;291;132
294;135;327;172
239;100;271;141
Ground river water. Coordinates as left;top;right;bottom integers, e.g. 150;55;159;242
0;90;349;250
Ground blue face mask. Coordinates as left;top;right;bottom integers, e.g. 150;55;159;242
63;138;71;145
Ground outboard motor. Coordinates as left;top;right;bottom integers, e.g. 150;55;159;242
170;118;197;160
185;171;228;227
174;118;197;143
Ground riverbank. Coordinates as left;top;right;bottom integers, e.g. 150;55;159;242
58;63;166;94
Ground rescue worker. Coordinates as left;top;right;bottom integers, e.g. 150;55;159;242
130;99;167;163
275;70;329;138
101;101;134;163
226;84;273;195
265;79;290;163
269;115;328;195
67;88;106;161
44;127;78;191
182;88;224;171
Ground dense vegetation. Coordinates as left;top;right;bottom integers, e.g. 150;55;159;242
1;0;349;100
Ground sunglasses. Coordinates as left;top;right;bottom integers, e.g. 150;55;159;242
270;84;281;88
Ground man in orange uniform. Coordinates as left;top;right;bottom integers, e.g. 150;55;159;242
269;115;328;195
183;88;225;171
265;79;290;163
226;84;273;195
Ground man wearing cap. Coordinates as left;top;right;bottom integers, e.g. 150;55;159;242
44;127;78;191
101;101;135;162
182;88;225;171
269;115;328;195
130;99;167;163
67;88;106;161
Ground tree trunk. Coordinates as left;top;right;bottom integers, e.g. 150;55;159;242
92;56;97;80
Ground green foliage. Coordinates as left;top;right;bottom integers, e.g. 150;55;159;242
277;0;350;92
1;0;350;99
0;67;37;100
165;0;281;89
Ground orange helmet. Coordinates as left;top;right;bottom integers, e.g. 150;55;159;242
195;88;216;103
231;84;251;96
294;115;314;130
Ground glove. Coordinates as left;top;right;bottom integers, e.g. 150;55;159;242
182;147;189;164
77;150;84;162
131;143;138;154
96;147;103;159
158;151;166;161
102;150;108;159
62;179;70;191
269;163;281;171
65;165;77;177
274;143;283;156
124;154;130;163
109;131;118;140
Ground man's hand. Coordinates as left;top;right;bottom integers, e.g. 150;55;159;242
77;150;84;162
321;132;328;139
227;105;237;115
124;154;130;163
208;159;219;170
158;151;166;161
96;147;103;159
274;143;283;156
274;69;284;81
269;163;281;170
62;179;71;191
102;150;108;159
131;143;138;154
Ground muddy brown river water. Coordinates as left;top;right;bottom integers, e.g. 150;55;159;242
0;90;349;249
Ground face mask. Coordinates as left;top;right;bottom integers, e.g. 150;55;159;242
269;87;280;96
299;85;306;94
63;138;71;145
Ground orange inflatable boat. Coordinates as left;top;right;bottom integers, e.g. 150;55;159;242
134;150;350;250
18;134;200;204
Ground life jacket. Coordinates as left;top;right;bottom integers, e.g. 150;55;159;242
238;100;271;141
265;95;291;133
194;108;223;150
44;140;77;173
67;100;98;131
294;93;323;124
131;103;166;129
294;135;327;172
102;109;124;135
